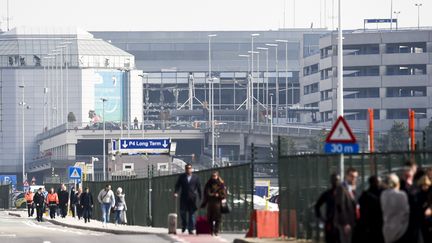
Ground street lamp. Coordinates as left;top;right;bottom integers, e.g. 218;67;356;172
18;85;30;185
266;43;279;123
270;93;274;146
276;40;290;123
138;72;149;138
337;0;345;180
91;157;99;181
101;98;108;181
249;50;260;123
415;3;423;29
393;11;401;30
250;34;260;129
210;77;219;168
257;47;269;124
208;34;217;167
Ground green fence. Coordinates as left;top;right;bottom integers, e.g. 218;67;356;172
84;163;252;232
0;185;10;209
278;152;432;241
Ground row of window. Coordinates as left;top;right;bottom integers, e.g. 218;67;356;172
320;65;427;80
320;108;427;121
314;87;427;101
320;42;428;58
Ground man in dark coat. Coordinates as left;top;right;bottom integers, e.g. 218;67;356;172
58;184;69;218
80;187;94;223
400;161;420;243
33;188;45;222
315;173;341;243
174;163;202;234
69;186;77;218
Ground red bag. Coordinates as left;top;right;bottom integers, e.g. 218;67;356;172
195;215;211;234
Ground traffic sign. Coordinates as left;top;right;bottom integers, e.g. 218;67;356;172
326;116;357;143
119;138;170;151
68;166;82;179
325;143;359;154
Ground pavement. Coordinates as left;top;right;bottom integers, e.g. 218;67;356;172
5;210;245;243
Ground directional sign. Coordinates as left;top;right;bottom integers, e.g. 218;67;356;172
119;138;170;150
325;143;359;154
68;166;82;179
365;19;397;24
326;116;357;143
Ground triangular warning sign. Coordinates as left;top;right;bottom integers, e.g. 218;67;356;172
326;116;357;143
70;168;80;178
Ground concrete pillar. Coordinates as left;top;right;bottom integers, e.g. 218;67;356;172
379;44;386;54
426;42;432;52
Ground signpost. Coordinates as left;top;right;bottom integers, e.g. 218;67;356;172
117;138;171;154
68;166;82;180
324;116;359;154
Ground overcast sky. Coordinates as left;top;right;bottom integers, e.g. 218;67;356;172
1;0;431;31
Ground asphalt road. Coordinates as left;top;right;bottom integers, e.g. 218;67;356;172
0;212;172;243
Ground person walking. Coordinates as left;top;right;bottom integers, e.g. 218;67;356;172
174;163;202;234
315;173;341;243
400;161;420;243
97;184;115;226
381;173;409;243
58;184;69;218
76;187;83;220
355;176;384;243
70;186;77;218
201;171;226;236
417;175;432;243
133;117;139;129
33;188;45;222
25;189;34;217
46;188;59;219
334;168;358;243
80;187;94;223
114;187;127;225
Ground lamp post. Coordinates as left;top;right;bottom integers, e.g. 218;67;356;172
276;40;289;123
393;11;401;30
238;54;251;119
415;3;423;29
18;85;27;185
208;34;217;167
101;98;108;181
250;34;260;129
248;50;260;123
337;0;345;179
257;47;269;124
91;157;99;181
266;43;279;124
61;42;72;128
211;77;218;168
270;93;274;146
139;72;149;138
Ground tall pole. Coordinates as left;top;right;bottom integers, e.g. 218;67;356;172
251;34;260;129
390;0;393;30
19;85;25;185
337;0;345;179
270;94;274;145
208;34;216;167
60;48;64;124
211;78;215;168
277;40;289;123
266;44;279;124
415;3;423;29
6;0;10;31
102;98;107;181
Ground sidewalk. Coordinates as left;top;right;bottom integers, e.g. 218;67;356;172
233;238;303;243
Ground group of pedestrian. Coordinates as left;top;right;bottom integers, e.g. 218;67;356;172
96;184;128;227
315;162;432;243
174;163;228;236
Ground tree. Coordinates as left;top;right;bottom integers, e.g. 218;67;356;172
379;121;408;152
67;112;76;123
307;129;328;153
280;136;297;155
423;120;432;150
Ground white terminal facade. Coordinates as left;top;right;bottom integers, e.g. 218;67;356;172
0;27;142;181
300;29;432;130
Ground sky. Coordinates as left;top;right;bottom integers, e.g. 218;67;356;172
0;0;431;31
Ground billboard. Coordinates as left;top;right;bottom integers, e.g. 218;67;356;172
93;71;124;122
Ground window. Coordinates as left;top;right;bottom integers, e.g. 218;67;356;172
344;109;380;120
122;163;134;171
320;89;333;101
344;44;380;55
386;87;427;97
303;64;319;76
321;68;333;80
387;108;427;119
320;46;333;59
304;83;319;95
386;65;426;75
386;42;427;54
344;88;379;99
344;66;379;77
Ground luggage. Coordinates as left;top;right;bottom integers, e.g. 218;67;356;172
196;215;211;235
168;213;177;234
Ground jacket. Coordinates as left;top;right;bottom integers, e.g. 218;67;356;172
97;189;115;207
80;192;94;208
25;192;34;203
58;190;69;205
175;173;202;211
334;184;356;227
46;192;59;204
33;192;45;207
381;188;409;243
114;194;127;211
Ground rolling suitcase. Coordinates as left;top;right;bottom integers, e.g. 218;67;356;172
196;215;211;235
168;200;178;234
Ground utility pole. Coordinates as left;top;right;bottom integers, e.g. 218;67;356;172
101;98;108;181
415;3;423;29
337;0;345;179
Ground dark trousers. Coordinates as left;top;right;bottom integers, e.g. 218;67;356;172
59;203;67;218
35;206;44;222
49;204;57;219
180;209;195;232
207;202;222;234
70;204;76;217
77;205;83;219
83;206;92;223
27;203;34;217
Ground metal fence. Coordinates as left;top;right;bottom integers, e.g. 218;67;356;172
0;185;10;209
84;163;252;232
278;152;432;241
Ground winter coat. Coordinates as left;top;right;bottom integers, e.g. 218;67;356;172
58;190;69;205
80;192;94;208
174;173;202;211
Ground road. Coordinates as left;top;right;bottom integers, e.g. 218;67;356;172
0;211;171;243
0;211;241;243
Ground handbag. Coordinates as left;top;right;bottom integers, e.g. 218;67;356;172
221;199;231;214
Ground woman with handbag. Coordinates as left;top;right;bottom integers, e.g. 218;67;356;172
201;171;227;236
114;187;127;225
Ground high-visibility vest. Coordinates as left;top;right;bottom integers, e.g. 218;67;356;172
25;192;34;203
46;193;59;204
